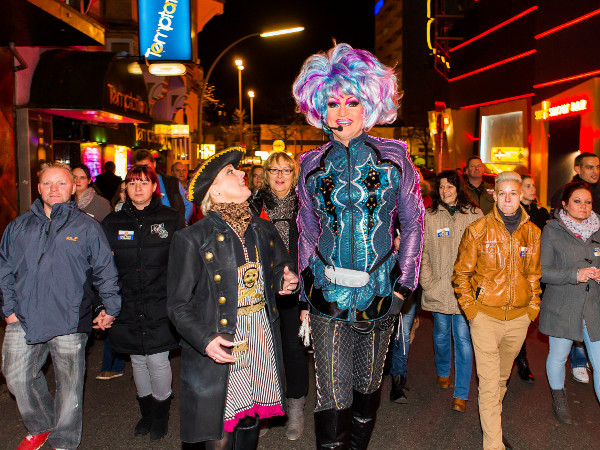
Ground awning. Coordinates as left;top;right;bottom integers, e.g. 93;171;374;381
29;50;151;123
1;0;104;46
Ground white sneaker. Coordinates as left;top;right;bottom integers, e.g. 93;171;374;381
572;366;590;383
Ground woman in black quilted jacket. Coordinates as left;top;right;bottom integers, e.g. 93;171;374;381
102;164;186;441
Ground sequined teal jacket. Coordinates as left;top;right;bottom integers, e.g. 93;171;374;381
297;133;425;320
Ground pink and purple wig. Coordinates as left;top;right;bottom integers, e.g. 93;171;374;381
292;43;400;132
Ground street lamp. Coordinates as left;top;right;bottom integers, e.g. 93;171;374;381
196;26;304;154
235;59;244;145
248;90;255;149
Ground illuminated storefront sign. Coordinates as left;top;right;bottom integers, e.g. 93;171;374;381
81;144;102;180
106;84;148;116
535;98;589;120
139;0;192;61
490;147;528;164
114;146;129;179
200;144;216;159
153;124;190;137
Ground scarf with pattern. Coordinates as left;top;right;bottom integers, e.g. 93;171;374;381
559;208;600;241
211;201;252;238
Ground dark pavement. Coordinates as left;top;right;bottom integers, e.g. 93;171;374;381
1;312;599;449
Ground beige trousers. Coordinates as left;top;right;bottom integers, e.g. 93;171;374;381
469;312;530;450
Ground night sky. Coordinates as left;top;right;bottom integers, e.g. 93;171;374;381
197;0;375;124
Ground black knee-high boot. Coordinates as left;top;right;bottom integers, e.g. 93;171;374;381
233;415;260;450
349;388;382;450
314;408;352;449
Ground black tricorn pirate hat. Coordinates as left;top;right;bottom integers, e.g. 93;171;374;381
188;147;245;205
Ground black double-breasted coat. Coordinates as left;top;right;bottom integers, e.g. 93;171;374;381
167;211;292;442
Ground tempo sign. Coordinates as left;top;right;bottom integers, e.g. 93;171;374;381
139;0;192;61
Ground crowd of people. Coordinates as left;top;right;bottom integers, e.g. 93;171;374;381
1;42;600;450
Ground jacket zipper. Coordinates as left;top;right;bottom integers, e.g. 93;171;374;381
38;219;52;265
507;236;512;320
346;143;357;321
137;214;145;351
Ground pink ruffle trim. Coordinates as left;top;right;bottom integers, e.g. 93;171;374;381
223;403;284;433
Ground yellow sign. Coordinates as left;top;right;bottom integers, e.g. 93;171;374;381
153;124;190;136
200;144;216;160
490;147;527;164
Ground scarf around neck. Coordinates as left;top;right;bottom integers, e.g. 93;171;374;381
77;187;96;210
211;201;252;239
559;209;600;241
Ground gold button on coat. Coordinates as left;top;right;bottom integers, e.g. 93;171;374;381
214;274;222;282
217;234;225;242
220;318;228;326
218;296;226;304
270;262;274;268
269;240;274;247
205;252;213;260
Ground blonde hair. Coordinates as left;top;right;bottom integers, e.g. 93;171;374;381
495;171;521;189
260;152;299;192
200;191;213;216
39;162;74;180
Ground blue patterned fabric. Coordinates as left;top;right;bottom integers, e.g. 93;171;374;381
298;132;424;316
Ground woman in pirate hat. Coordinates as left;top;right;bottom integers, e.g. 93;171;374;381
167;147;299;449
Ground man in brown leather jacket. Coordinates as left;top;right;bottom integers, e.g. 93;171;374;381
452;171;542;450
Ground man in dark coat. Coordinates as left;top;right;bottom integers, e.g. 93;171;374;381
95;160;122;200
133;150;187;219
464;155;494;214
551;152;600;214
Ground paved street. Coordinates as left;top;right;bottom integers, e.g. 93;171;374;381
1;312;599;449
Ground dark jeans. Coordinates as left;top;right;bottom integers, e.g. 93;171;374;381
100;335;125;373
2;323;86;449
569;343;588;369
310;311;396;412
277;293;309;399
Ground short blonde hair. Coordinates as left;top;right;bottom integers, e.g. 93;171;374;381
200;191;213;216
39;162;74;180
260;152;299;192
495;171;521;190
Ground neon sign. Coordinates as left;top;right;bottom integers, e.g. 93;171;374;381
139;0;192;61
490;147;528;164
200;144;215;160
81;144;102;180
535;98;588;120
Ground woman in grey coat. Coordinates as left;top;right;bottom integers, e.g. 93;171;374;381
540;181;600;424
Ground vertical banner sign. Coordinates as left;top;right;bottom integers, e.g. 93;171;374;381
139;0;192;61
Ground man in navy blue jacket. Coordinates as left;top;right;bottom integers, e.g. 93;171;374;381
0;162;121;450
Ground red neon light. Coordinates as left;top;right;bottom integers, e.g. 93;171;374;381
449;6;538;53
460;93;534;109
449;50;536;82
533;69;600;88
535;8;600;39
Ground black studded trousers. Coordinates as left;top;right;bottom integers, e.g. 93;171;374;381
310;311;397;412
